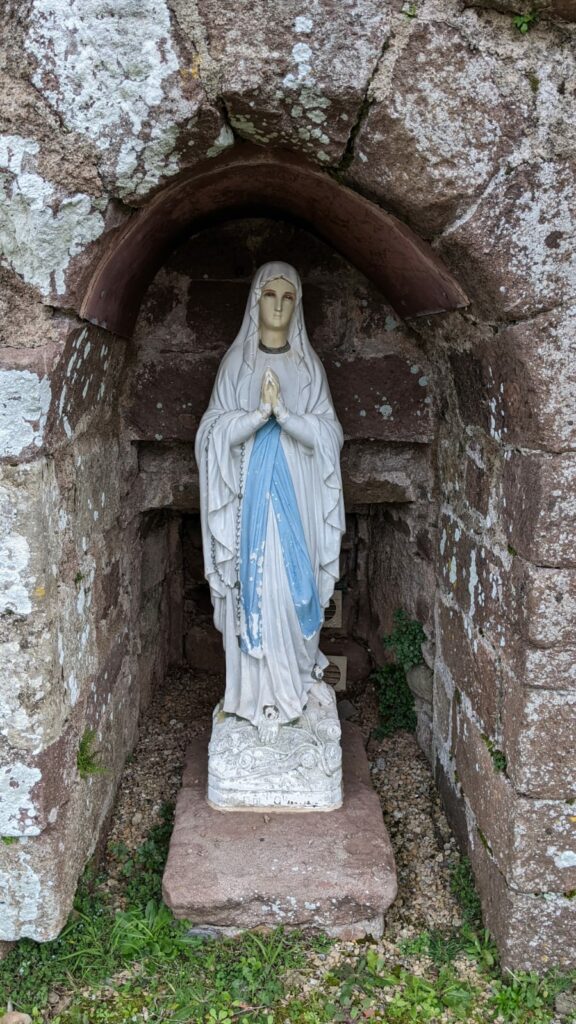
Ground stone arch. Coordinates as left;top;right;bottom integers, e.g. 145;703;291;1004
78;144;468;339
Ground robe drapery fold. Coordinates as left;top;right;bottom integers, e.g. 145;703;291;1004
195;262;345;727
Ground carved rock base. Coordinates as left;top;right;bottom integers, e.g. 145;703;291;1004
162;722;397;937
207;689;343;811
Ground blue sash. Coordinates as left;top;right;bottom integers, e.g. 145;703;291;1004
240;418;322;654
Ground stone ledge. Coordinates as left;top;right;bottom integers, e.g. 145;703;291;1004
163;722;397;938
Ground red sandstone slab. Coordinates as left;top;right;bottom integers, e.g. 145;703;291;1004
163;722;397;938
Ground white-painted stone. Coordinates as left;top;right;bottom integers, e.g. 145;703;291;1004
0;134;105;295
208;688;343;811
0;763;42;836
0;370;51;458
25;0;217;197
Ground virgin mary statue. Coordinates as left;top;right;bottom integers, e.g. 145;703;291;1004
195;262;345;743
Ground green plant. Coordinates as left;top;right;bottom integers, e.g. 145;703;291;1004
513;10;539;33
402;1;418;15
482;734;508;774
450;857;483;929
76;728;106;779
488;969;556;1022
373;662;417;735
1;836;18;845
383;608;426;671
372;609;426;735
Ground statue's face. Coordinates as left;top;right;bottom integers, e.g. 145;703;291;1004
259;277;296;332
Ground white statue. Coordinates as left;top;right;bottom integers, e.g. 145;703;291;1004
195;262;345;759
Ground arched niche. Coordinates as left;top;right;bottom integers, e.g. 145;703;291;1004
80;144;468;338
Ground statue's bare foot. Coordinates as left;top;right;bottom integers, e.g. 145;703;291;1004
257;719;280;744
257;704;280;744
309;680;335;707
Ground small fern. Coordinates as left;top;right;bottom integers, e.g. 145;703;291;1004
77;728;106;780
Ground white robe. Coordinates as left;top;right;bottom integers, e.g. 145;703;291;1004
195;273;345;728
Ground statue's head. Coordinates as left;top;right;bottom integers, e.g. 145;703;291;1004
258;275;297;334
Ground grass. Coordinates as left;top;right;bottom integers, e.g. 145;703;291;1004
1;814;575;1023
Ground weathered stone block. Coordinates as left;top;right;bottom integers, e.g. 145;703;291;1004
140;519;169;595
454;711;509;832
349;21;526;234
342;444;416;505
511;799;576;894
517;564;576;648
406;664;433;703
46;326;128;450
432;670;452;747
23;0;227;208
0;722;78;837
437;600;500;734
135;442;200;513
437;512;513;643
438;161;576;320
502;451;576;568
324;351;434;444
454;309;576;452
502;638;576;691
0;662;137;940
467;828;576;972
182;0;391;165
503;676;576;799
124;354;220;442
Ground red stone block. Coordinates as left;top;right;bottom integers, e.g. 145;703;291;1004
467;827;576;972
124;354;220;442
321;351;434;444
502;673;576;799
502;451;576;568
454;711;514;872
437;601;500;733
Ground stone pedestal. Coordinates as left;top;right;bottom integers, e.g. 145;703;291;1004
162;722;397;938
207;688;343;811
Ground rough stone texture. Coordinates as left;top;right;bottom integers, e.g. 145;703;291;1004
452;711;576;893
449;308;576;453
349;19;526;235
436;600;500;735
469;0;576;23
123;220;435;447
467;827;576;973
0;660;138;940
163;722;397;935
502;451;576;567
437;160;576;320
22;0;229;204
405;664;433;704
502;677;576;800
173;0;391;166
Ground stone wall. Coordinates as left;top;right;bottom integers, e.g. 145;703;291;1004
1;0;575;969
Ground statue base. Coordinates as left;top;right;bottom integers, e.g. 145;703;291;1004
207;686;343;811
162;722;397;937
